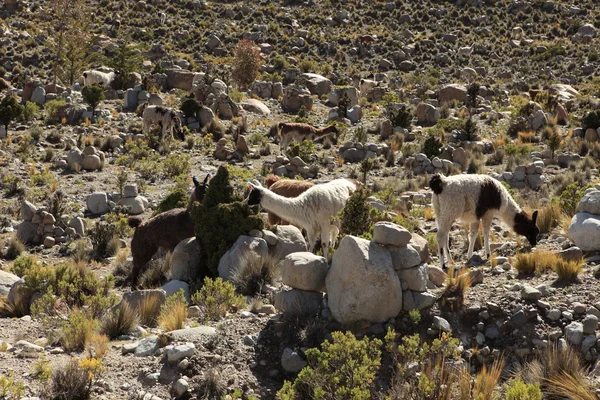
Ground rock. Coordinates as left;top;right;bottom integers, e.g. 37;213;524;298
124;184;138;198
433;316;451;333
17;221;37;244
388;245;422;270
328;87;359;107
469;269;484;285
521;285;542;301
531;110;548;130
161;280;190;303
122;289;167;318
485;326;500;339
409;233;430;262
262;230;278;246
7;279;27;309
168;326;218;344
416;103;440;125
282;252;328;292
43;236;55;248
438;84;467;104
584;128;598;142
564;322;584;345
66;148;83;171
0;270;20;296
559;246;584;261
577;23;597;37
118;196;146;215
326;236;402;324
282;87;313;113
167;343;195;363
577;189;600;215
372;222;412;246
403;290;437;311
218;236;268;280
581;334;596;354
199;106;215;127
452;147;468;170
236;135;250;154
397;264;429;292
166;69;196;91
428;266;447;287
547;309;562;321
69;217;85;236
281;347;307;373
14;340;44;352
241;99;270;115
21;201;37;221
583;315;598;334
274;289;323;315
82;154;103;171
568;213;600;251
170;238;202;282
271;225;307;260
86;192;110;215
135;335;161;357
122;342;138;355
302;73;332;96
206;34;222;50
31;86;46;105
173;379;189;397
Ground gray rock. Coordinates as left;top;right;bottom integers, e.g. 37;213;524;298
302;73;332;96
31;86;46;105
282;252;328;292
122;342;138;355
262;230;278;246
564;322;584;345
581;334;596;354
327;236;402;324
397;264;429;292
21;201;37;221
281;347;307;373
509;310;528;327
271;225;307;260
559;246;584;261
167;343;195;363
123;184;138;198
403;290;437;311
372;222;412;246
388;245;422;270
17;221;37;244
568;213;600;251
433;316;451;333
583;314;598;334
218;236;268;280
168;326;217;344
547;309;562;321
161;280;190;303
428;266;447;287
577;189;600;215
416;103;440;125
274;289;323;316
170;237;201;283
86;192;110;215
0;270;20;296
521;285;542;301
484;326;500;339
173;379;189;397
142;372;159;386
135;335;161;357
118;196;146;215
14;340;44;352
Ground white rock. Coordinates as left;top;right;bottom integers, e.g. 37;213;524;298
171;238;202;282
271;225;307;260
564;322;584;345
282;252;328;292
397;264;429;292
568;213;600;251
167;343;195;363
281;347;307;372
86;192;110;215
372;222;412;247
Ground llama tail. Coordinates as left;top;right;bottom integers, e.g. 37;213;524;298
429;174;445;195
264;175;280;188
128;217;143;228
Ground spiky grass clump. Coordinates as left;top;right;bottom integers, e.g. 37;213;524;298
100;302;140;339
61;311;98;353
4;235;24;260
473;356;504;400
138;294;162;327
197;368;226;399
536;201;561;234
513;250;556;276
440;266;472;311
85;332;109;359
552;258;584;282
51;359;92;400
191;277;245;321
229;254;280;296
158;289;187;332
139;251;172;289
546;373;596;400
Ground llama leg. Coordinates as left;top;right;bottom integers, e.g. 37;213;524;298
436;229;448;269
445;234;454;266
130;245;156;288
306;230;316;253
482;216;493;259
320;225;330;260
467;221;479;260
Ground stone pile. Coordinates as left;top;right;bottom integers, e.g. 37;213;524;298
250;80;284;100
405;153;457;175
492;161;546;190
569;185;600;251
16;201;84;248
339;141;390;163
61;145;105;172
281;86;313;113
265;155;319;179
117;184;149;215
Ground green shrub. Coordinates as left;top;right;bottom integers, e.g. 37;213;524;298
202;165;235;208
106;37;143;90
181;96;201;119
4;235;25;260
10;255;38;277
0;372;26;398
559;183;593;216
286;140;316;163
163;153;190;178
61;310;98;352
0;94;24;132
277;331;382;400
192;277;246;320
81;84;105;113
231;38;261;90
422;134;442;159
340;187;374;238
153;187;188;216
22;101;39;122
389;105;412;129
44;99;67;123
505;379;542;400
89;221;119;261
582;110;600;131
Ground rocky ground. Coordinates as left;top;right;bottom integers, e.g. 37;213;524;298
1;0;600;399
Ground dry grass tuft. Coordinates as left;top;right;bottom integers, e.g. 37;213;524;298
473;356;504;400
440;266;472;311
140;251;172;289
513;250;555;276
536;201;561;234
553;258;584;282
517;131;537;143
197;367;226;399
229;253;280;296
51;358;91;400
138;295;162;327
545;373;596;400
85;332;109;359
100;302;140;339
158;289;187;332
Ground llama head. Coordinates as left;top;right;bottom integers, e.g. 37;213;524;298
514;210;539;247
191;173;211;203
173;114;185;140
245;180;264;206
327;124;340;144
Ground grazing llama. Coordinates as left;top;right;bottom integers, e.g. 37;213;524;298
142;105;184;141
277;122;339;153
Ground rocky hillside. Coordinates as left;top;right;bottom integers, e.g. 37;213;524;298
1;0;600;399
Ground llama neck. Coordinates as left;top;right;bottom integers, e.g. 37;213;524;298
260;190;301;224
499;195;521;229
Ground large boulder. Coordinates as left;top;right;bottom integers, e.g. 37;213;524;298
410;233;431;263
241;99;270;115
372;222;412;247
274;289;323;315
397;264;429;292
282;252;328;292
218;236;268;280
31;86;46;105
302;73;332;96
328;86;359;107
161;280;190;303
388;245;422;270
568;213;600;251
282;87;313;113
0;271;20;297
270;225;307;260
86;192;110;215
171;237;202;282
16;221;37;244
117;196;147;215
326;236;402;324
416;103;440;125
438;84;467;104
577;189;600;215
166;69;196;91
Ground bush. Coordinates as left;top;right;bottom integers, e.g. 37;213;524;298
81;84;105;113
192;166;263;275
153;186;188;216
340;187;374;238
422;134;442;159
158;289;188;331
559;183;593;216
505;379;542;400
230;254;280;296
181;96;201;119
61;310;98;352
582;110;600;131
22;101;39;122
440;266;471;311
0;94;24;132
51;359;92;400
89;221;119;261
192;277;245;321
163;153;190;178
231;39;261;90
537;200;561;234
0;372;26;398
389;105;412;129
106;38;143;90
286;140;316;163
277;331;381;400
100;302;139;339
44;99;67;123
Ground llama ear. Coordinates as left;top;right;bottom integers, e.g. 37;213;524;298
251;179;262;187
191;176;199;188
532;210;538;223
247;181;255;190
203;174;211;184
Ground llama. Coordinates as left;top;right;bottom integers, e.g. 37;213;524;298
277;122;339;153
359;79;379;95
246;178;357;259
159;12;167;25
127;174;210;288
142;105;184;141
429;174;539;270
82;70;118;87
359;34;377;45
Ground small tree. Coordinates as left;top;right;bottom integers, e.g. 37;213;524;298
338;92;351;119
81;84;105;115
0;95;24;134
389;105;412;129
466;82;479;110
340;187;374;238
231;39;261;90
106;36;143;90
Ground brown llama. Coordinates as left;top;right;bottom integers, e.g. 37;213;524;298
127;174;210;288
277;122;339;153
359;34;377;45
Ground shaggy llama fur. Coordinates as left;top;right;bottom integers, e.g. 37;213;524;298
142;105;184;141
82;70;117;87
277;122;338;153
